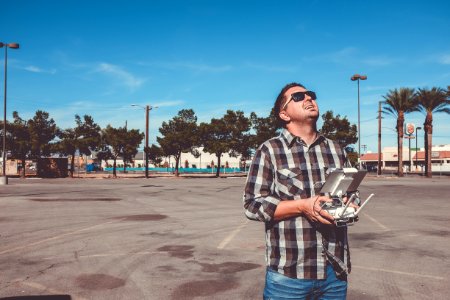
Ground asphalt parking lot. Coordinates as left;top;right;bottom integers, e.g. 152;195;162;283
0;175;449;300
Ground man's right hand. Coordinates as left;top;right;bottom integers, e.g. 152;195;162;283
298;195;335;225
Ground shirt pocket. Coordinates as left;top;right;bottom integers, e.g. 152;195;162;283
276;167;305;199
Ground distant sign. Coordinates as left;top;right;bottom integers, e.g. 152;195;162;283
431;151;440;158
406;123;415;135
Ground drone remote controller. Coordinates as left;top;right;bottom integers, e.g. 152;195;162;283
319;168;375;226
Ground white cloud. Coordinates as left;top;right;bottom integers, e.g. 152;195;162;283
306;47;398;67
362;57;395;67
302;47;358;65
96;63;145;90
439;54;450;64
326;47;359;63
139;61;232;73
23;65;57;74
244;62;297;72
153;100;185;107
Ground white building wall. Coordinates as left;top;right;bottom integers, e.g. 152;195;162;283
163;147;242;169
103;147;242;169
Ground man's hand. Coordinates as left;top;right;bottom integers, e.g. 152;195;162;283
343;196;360;211
299;195;335;225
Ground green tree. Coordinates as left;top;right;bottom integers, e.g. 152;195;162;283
157;109;199;177
28;110;58;175
57;115;101;177
382;88;418;177
250;108;280;149
200;110;251;177
7;111;32;178
96;143;113;169
415;87;450;178
121;129;144;173
344;147;359;168
102;125;144;177
101;126;120;177
319;110;358;166
319;110;358;148
146;144;164;167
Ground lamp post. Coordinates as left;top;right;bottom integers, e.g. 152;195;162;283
351;74;367;169
0;42;19;185
131;104;157;178
415;126;422;171
404;135;414;173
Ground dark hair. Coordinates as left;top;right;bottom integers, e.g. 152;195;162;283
273;82;305;128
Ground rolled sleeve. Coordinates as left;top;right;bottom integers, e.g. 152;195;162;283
243;145;280;222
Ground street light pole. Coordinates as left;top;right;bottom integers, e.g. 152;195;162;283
351;74;367;169
415;126;422;171
408;136;412;172
0;42;19;185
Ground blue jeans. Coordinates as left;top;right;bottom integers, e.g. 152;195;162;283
263;265;347;300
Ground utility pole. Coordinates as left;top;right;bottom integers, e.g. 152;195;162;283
377;101;383;176
145;105;149;178
131;104;157;179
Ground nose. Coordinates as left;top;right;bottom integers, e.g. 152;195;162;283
304;95;313;102
304;93;313;101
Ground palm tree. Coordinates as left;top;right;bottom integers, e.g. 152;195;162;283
382;88;418;177
415;87;450;178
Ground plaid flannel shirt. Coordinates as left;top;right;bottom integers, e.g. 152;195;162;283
243;128;350;279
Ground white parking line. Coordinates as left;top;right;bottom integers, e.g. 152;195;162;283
14;280;89;300
362;212;390;231
217;219;249;249
78;251;156;259
353;265;445;280
0;220;118;255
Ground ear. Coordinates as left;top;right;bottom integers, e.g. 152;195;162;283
279;110;291;123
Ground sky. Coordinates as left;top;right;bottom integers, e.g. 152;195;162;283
2;0;450;153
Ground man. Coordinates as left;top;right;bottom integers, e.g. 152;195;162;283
244;82;351;299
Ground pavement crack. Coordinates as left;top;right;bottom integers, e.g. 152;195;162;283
38;263;56;275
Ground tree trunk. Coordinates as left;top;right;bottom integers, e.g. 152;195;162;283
426;131;432;178
36;158;42;177
20;158;26;178
398;133;403;177
424;112;433;178
397;113;404;177
113;158;117;178
175;153;180;177
124;158;127;173
70;154;75;178
215;153;221;177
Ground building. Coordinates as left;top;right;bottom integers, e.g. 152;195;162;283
361;144;450;172
102;147;244;170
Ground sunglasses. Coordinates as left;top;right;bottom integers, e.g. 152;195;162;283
281;91;317;110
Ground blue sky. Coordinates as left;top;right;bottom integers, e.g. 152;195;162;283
2;0;450;153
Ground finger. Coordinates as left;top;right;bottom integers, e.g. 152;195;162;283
349;203;359;210
318;196;332;202
316;197;332;208
315;214;333;225
318;209;335;222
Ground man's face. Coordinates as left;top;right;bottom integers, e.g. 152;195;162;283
280;86;319;124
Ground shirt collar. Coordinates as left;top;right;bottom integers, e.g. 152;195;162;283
280;128;328;148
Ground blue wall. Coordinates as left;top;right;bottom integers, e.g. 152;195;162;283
103;167;244;173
